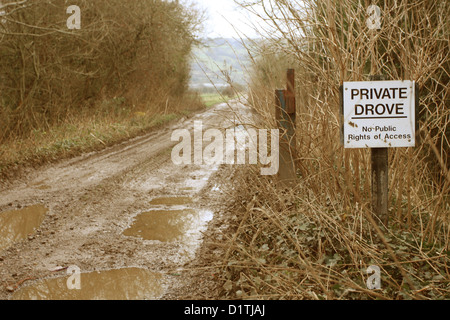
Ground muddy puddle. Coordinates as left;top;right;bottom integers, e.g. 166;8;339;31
0;205;48;251
11;268;163;300
123;209;213;243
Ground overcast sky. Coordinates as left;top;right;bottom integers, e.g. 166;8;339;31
192;0;260;38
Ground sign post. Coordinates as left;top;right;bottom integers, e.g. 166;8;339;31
342;79;416;225
371;147;388;225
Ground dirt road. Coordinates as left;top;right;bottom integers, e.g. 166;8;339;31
0;100;254;300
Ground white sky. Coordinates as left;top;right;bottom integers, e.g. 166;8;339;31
192;0;260;38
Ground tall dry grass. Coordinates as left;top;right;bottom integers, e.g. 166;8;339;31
219;0;449;300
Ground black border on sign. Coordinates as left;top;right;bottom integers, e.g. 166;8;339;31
415;82;420;145
339;84;344;146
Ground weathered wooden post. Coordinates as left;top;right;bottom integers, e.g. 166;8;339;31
276;69;297;185
371;147;389;224
370;75;389;225
286;68;296;114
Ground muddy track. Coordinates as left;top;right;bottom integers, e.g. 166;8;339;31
0;101;254;300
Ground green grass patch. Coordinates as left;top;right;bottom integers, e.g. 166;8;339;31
200;93;229;108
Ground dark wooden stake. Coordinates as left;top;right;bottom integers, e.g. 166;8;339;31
371;148;389;225
286;68;296;114
370;75;389;225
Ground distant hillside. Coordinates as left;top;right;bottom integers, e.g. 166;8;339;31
190;38;251;91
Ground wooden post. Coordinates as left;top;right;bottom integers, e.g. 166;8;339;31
276;69;297;185
370;75;389;225
371;147;389;225
286;69;296;114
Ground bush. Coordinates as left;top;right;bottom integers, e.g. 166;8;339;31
0;0;202;142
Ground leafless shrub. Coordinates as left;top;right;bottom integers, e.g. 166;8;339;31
0;0;203;142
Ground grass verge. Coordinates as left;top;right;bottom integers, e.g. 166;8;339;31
200;93;231;108
0;97;204;182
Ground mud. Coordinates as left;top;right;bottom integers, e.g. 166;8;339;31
149;197;193;206
0;205;48;252
0;100;255;300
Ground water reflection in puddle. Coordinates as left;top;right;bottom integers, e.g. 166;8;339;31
12;268;163;300
123;209;213;243
0;205;48;251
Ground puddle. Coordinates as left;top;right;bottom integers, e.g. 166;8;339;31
11;268;163;300
0;205;48;251
123;209;213;243
149;197;193;206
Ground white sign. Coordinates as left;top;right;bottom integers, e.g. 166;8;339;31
343;80;416;149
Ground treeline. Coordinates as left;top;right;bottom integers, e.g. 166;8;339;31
0;0;202;142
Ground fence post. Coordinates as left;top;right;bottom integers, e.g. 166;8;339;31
275;69;297;185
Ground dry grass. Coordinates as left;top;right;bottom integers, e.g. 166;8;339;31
0;93;204;181
218;0;449;300
219;168;448;300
